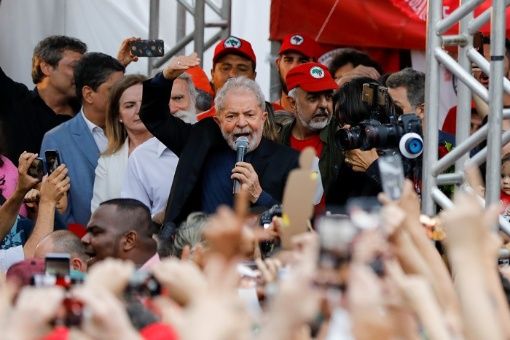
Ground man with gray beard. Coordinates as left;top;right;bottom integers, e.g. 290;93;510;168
278;62;343;206
139;54;299;238
169;72;198;124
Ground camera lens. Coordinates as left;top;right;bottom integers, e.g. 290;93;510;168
335;126;362;150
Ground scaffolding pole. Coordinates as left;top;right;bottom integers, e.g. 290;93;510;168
147;0;231;73
423;0;509;234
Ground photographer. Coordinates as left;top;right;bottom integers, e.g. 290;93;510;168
329;77;384;206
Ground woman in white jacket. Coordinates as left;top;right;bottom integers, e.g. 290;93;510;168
91;74;152;212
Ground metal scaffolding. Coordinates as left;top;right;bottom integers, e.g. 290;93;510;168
147;0;231;74
423;0;510;233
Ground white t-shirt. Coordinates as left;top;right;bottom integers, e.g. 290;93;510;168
0;245;24;272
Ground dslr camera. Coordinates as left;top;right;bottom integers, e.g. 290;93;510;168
335;83;423;159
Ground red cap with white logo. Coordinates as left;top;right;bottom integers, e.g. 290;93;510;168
286;62;338;93
213;36;256;68
279;33;320;60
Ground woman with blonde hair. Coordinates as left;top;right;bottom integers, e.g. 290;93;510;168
91;74;152;212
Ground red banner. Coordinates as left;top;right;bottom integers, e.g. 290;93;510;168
270;0;510;50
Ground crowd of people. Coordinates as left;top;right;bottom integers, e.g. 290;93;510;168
0;28;510;339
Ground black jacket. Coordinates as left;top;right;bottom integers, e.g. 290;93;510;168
139;74;300;234
0;67;79;164
278;118;381;210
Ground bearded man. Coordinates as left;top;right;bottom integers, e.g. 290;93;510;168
278;62;343;205
139;53;299;238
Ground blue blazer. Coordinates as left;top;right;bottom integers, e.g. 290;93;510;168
40;112;99;226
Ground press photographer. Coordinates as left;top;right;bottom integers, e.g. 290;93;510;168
333;77;424;200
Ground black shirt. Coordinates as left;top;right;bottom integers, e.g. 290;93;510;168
0;67;79;164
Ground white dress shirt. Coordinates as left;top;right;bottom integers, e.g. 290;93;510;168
82;109;108;153
91;139;129;213
121;137;179;216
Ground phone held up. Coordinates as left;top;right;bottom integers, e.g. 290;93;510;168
129;39;164;57
27;150;61;181
45;150;61;175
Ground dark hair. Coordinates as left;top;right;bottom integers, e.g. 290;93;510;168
100;198;152;237
74;52;125;102
502;153;510;166
329;49;382;78
386;67;425;109
41;230;88;262
31;35;87;84
105;74;147;155
482;36;510;56
334;76;380;125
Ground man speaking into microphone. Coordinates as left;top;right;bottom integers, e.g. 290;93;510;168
139;53;300;239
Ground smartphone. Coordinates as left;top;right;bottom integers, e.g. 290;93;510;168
315;215;357;291
27;157;44;181
45;253;71;277
130;39;164;57
45;150;60;175
378;153;405;200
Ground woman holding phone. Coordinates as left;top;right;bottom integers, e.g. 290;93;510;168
91;74;152;212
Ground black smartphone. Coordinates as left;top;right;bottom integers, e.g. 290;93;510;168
27;157;44;181
45;150;60;175
45;253;71;277
130;39;164;57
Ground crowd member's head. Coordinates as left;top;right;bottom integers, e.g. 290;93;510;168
211;36;256;92
214;77;267;152
105;74;148;154
276;33;319;93
328;49;382;82
476;36;510;88
74;52;125;125
184;66;213;112
334;76;380;126
286;62;338;132
386;67;425;119
34;230;89;272
502;153;510;196
169;72;198;124
172;212;207;257
81;198;156;267
31;35;87;99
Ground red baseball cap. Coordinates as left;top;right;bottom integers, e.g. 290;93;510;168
286;62;338;93
213;36;256;68
279;33;320;60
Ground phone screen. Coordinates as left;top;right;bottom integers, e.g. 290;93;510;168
27;158;44;181
45;253;71;277
378;153;405;200
45;150;60;175
315;215;357;290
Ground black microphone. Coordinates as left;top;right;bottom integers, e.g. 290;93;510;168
233;136;249;194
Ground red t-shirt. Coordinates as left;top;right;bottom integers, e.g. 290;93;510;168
290;134;324;157
289;134;326;212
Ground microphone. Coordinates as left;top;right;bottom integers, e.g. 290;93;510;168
233;136;249;194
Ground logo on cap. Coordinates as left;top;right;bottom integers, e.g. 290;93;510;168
290;35;304;45
310;66;325;79
224;37;241;49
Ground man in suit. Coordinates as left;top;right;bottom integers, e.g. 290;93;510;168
41;52;125;226
139;54;300;240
